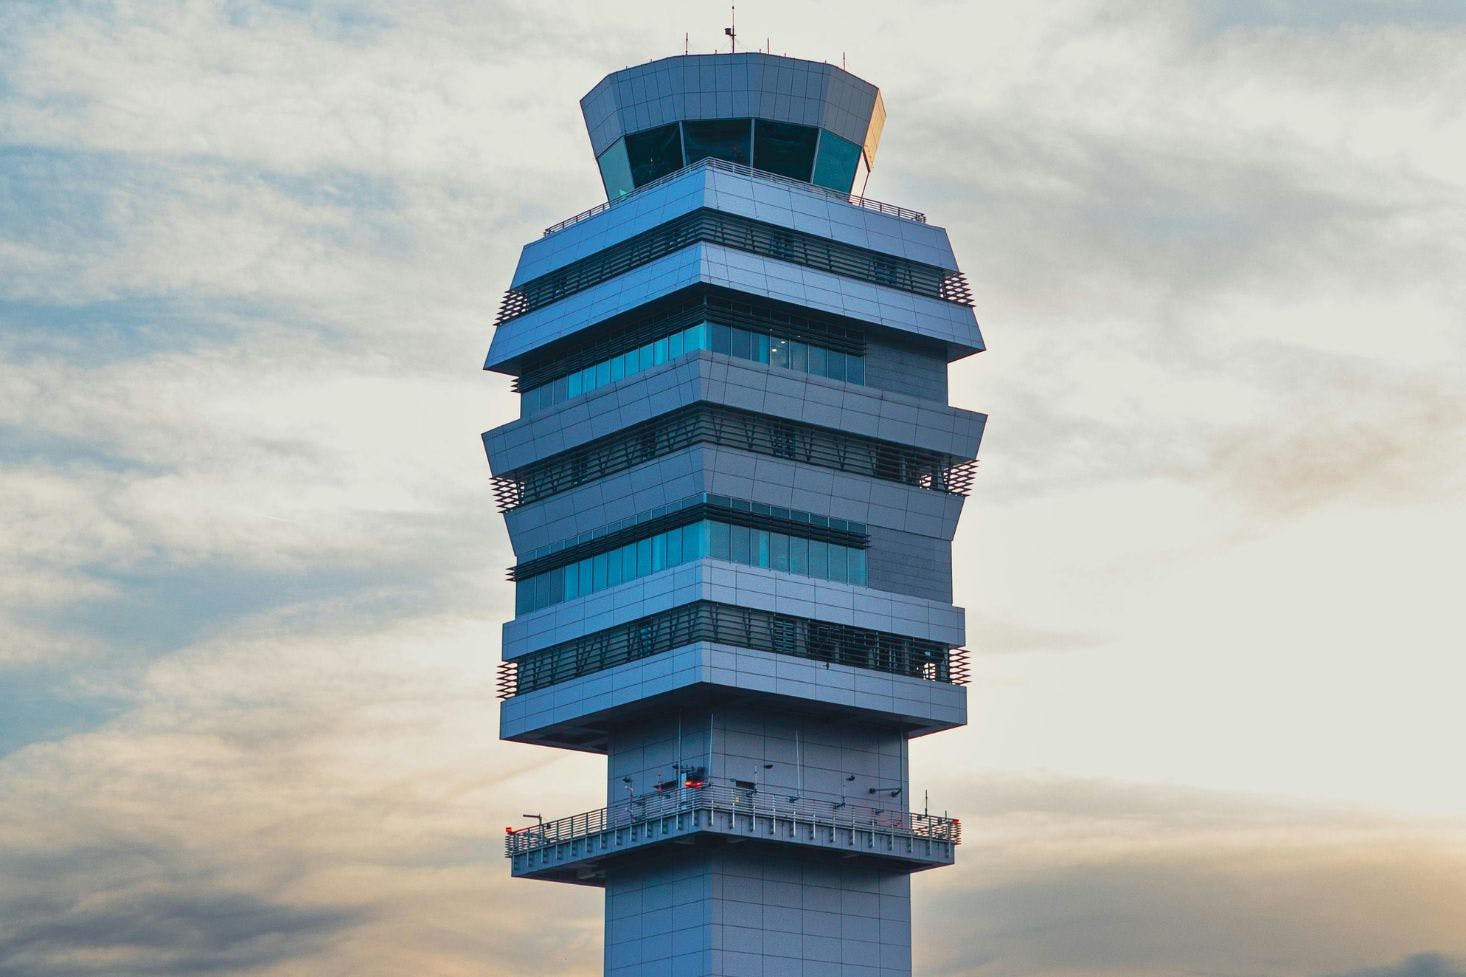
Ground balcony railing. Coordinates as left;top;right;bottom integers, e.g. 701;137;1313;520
494;600;972;700
543;157;927;237
504;784;961;859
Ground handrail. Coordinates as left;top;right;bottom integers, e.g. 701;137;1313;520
504;784;961;857
544;157;926;237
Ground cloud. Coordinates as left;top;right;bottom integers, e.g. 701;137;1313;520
1;2;1463;976
913;775;1466;977
1322;954;1466;977
0;885;358;977
0;605;604;976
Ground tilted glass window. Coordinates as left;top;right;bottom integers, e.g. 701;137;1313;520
596;138;635;199
520;320;865;414
681;118;752;166
625;123;684;186
515;519;868;613
754;120;819;181
811;130;864;193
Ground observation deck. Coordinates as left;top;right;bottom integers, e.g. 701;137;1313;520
506;785;961;886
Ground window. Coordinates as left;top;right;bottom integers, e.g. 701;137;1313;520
514;515;868;614
682;118;752;166
625;123;684;185
754;119;819;181
596;138;635;198
811;130;863;192
520;319;865;415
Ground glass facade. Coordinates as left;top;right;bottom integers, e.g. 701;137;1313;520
515;519;869;614
682;118;752;166
811;130;863;193
596;138;635;199
606;119;873;194
518;493;866;565
521;320;864;414
754;120;819;181
625;123;684;186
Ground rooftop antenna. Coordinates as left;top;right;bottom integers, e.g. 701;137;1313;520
842;52;847;70
724;5;736;53
684;32;689;56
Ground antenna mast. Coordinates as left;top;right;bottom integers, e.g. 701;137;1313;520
724;5;736;53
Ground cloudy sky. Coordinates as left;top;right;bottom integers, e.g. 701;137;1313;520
2;1;1463;975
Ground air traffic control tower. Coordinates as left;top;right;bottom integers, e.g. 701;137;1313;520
485;53;985;977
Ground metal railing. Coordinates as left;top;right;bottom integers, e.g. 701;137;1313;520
494;600;971;700
504;784;960;858
490;404;978;511
544;157;926;237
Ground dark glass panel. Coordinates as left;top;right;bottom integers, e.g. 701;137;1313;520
728;524;751;565
625;123;685;186
754;119;818;181
811;130;862;192
828;544;847;583
709;521;730;559
684;522;706;559
770;532;789;572
729;326;752;361
753;530;770;567
710;322;732;355
808;540;829;579
682;118;752;165
788;535;808;575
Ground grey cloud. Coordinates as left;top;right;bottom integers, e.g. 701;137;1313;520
0;885;357;977
907;775;1466;977
919;852;1466;977
1188;1;1466;33
1322;954;1466;977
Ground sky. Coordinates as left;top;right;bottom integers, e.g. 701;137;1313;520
1;1;1463;975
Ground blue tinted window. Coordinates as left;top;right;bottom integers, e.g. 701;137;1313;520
709;521;730;560
770;532;789;572
596;139;635;199
729;524;751;564
827;544;847;582
684;522;705;560
520;320;863;415
811;130;863;193
514;518;868;613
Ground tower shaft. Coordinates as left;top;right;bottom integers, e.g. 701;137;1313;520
485;52;984;977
